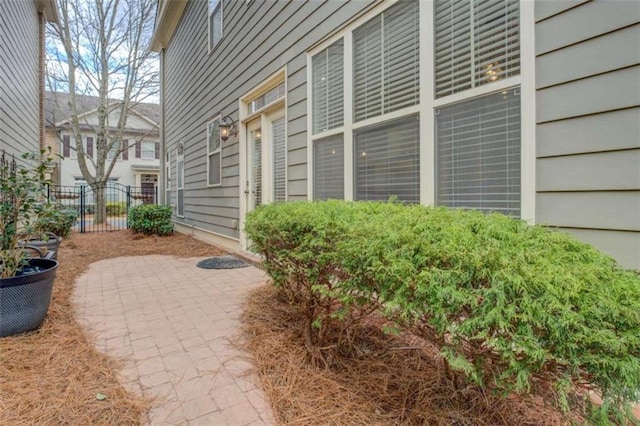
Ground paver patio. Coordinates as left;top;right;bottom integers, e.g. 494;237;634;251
73;254;274;425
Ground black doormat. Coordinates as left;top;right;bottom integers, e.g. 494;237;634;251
196;255;248;269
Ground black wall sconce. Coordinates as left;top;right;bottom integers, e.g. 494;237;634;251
220;115;238;141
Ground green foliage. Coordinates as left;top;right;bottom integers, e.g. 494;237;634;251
35;203;78;237
105;201;126;216
128;204;173;236
245;200;640;420
0;149;57;278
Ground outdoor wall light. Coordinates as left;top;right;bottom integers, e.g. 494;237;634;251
220;115;238;141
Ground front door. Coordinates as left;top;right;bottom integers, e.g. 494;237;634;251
241;108;286;248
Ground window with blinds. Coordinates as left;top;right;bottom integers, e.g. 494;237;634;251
434;0;520;98
312;39;344;134
209;0;223;51
354;115;420;203
353;0;419;122
177;146;184;217
207;118;222;186
436;88;520;217
313;135;344;200
272;117;286;202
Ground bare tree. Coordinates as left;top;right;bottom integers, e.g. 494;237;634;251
47;0;158;224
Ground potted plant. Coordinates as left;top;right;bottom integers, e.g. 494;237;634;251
0;149;59;337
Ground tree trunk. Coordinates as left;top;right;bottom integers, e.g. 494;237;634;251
93;183;107;225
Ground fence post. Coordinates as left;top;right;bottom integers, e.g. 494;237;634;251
126;186;131;229
80;185;85;233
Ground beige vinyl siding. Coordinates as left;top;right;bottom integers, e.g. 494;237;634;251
534;0;640;269
163;0;375;237
0;0;40;159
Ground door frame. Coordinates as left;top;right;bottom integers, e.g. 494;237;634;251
238;68;287;250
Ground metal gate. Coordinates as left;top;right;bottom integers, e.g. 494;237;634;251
47;182;157;233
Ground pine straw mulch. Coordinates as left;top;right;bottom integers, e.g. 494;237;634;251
0;230;224;425
241;285;579;426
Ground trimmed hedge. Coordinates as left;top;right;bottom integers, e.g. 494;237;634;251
245;200;640;421
106;201;126;216
128;204;173;236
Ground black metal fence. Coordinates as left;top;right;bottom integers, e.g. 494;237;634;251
47;182;157;233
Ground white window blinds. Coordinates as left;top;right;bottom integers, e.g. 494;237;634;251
312;39;344;134
313;135;344;200
434;0;520;98
272;117;286;202
436;88;521;217
353;0;419;122
354;115;420;203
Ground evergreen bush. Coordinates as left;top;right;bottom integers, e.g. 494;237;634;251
128;204;173;236
245;200;640;421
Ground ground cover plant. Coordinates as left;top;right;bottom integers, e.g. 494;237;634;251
0;230;223;424
245;200;640;423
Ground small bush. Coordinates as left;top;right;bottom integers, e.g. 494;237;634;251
245;200;640;421
128;204;173;236
35;203;78;237
106;201;126;216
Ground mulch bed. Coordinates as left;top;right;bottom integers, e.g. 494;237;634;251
241;285;578;426
0;230;223;425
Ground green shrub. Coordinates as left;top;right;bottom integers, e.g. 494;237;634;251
128;204;173;236
35;203;78;237
106;201;126;216
245;200;640;420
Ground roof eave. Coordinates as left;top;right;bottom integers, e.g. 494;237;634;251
149;0;188;52
36;0;60;23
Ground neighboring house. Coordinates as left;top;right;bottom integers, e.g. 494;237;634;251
150;0;640;269
45;91;161;195
0;0;58;160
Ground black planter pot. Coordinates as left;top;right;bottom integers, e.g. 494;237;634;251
0;258;58;337
19;233;62;259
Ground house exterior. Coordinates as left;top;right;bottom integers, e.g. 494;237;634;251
0;0;58;160
45;91;161;195
150;0;640;270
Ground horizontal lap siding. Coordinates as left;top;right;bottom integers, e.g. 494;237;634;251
0;0;39;159
163;0;374;239
534;0;640;269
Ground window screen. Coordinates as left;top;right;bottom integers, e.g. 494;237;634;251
312;39;344;134
353;0;419;121
354;114;420;203
313;135;344;200
434;0;520;98
436;88;521;216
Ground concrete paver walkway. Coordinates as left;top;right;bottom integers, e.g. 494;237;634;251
73;255;274;425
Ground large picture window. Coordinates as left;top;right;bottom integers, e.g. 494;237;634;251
434;0;520;98
436;88;521;217
355;115;420;203
207;118;222;186
353;0;419;122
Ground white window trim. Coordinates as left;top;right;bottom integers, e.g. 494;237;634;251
238;67;287;250
305;0;535;222
208;0;223;53
165;150;171;205
207;116;223;187
176;144;185;218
